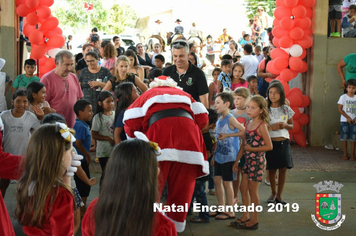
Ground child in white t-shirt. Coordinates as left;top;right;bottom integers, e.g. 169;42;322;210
0;90;40;196
337;79;356;160
91;91;115;185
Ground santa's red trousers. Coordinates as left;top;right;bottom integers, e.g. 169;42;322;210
158;161;199;230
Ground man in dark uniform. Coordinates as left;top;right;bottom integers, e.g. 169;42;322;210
163;40;208;108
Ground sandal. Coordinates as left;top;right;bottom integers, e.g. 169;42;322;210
215;212;235;220
341;156;349;160
229;218;250;227
190;216;209;223
209;212;220;217
350;157;356;161
208;189;216;195
236;222;259;230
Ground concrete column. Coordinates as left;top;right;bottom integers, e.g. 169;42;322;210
0;0;18;107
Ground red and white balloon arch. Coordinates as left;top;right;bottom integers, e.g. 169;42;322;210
16;0;63;77
268;0;315;147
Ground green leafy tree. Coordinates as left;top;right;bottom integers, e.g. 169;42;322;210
106;4;137;35
52;0;137;34
244;0;276;19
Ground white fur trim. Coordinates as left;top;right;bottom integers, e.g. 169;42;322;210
149;77;177;88
158;149;209;176
124;94;194;122
166;216;186;233
192;102;208;115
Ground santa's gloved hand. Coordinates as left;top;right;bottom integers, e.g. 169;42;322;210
66;154;83;176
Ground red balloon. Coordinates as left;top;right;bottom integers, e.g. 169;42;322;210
280;17;295;30
292;5;307;18
26;0;39;9
39;64;52;75
265;78;274;83
276;0;286;7
273;18;280;27
279;35;294;48
26;12;39;25
38;17;47;24
280;69;295;82
31;44;47;59
287;92;302;107
300;61;308;73
40;17;59;31
266;60;281;75
299;49;307;59
300;95;310;107
291;106;301;119
293;130;307;147
284;0;298;8
274;6;293;20
45;57;56;69
29;29;44;44
47;34;65;48
274;58;289;71
44;27;63;39
272;26;289;38
294;17;312;29
16;4;34;17
289;27;304;40
272;37;281;48
289;57;303;72
271;48;289;60
290;119;301;134
298;113;309;125
39;0;54;6
289;87;303;96
36;5;51;19
304;28;312;36
277;79;291;96
38;56;48;66
299;0;316;8
23;23;37;37
306;8;313;18
15;0;26;6
294;35;313;49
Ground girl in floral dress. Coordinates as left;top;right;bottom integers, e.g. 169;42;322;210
232;95;272;230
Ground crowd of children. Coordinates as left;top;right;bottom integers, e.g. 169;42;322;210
0;10;305;233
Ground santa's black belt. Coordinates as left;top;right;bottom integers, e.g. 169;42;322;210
148;109;193;127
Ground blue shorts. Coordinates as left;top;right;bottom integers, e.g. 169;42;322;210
340;122;356;141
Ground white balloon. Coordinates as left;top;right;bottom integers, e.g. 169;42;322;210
47;49;62;58
281;47;290;54
289;44;303;57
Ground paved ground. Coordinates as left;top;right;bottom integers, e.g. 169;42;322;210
4;144;356;236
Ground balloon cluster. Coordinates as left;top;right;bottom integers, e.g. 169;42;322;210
269;0;315;147
16;0;64;77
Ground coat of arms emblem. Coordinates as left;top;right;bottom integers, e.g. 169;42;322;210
311;181;346;230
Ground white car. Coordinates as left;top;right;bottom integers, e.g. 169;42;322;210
72;35;139;56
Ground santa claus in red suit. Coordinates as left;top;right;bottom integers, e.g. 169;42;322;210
124;76;209;232
0;118;23;236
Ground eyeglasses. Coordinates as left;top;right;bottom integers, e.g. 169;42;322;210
86;60;96;63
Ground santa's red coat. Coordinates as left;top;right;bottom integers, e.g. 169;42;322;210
124;86;209;177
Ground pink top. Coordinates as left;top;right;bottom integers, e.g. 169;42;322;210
231;80;248;91
103;57;117;70
28;101;51;113
41;70;83;128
